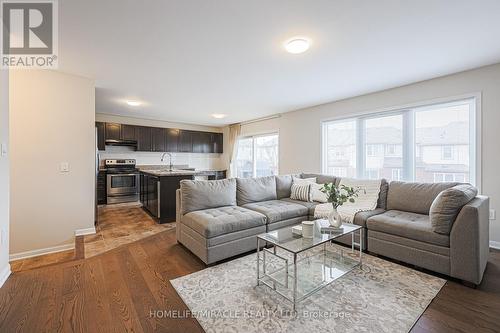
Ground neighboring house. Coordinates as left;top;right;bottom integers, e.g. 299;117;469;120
326;121;469;183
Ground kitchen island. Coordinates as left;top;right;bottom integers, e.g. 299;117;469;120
139;167;226;223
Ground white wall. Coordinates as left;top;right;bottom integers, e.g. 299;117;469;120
10;70;95;256
237;63;500;243
0;69;10;286
96;114;226;170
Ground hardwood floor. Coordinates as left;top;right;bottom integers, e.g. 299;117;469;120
1;229;205;333
2;224;500;332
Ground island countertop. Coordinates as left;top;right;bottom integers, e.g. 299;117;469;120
137;165;226;177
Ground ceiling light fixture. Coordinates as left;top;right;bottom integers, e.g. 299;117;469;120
284;37;310;54
126;100;141;106
211;114;227;119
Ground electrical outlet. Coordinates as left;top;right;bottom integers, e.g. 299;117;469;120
490;209;496;220
59;162;69;173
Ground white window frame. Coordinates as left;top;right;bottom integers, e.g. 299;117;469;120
320;94;481;190
235;132;279;178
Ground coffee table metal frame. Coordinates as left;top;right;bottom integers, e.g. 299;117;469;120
256;222;363;312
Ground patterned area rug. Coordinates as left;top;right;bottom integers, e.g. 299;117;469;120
171;245;445;333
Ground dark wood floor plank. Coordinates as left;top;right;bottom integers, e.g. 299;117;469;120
100;250;145;333
82;258;116;333
25;265;63;333
116;248;171;332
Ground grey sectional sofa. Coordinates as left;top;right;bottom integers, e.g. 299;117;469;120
175;173;489;285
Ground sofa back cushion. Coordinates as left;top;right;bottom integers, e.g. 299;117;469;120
430;184;478;234
377;179;389;210
275;174;299;199
301;173;338;185
387;181;458;214
237;176;277;205
180;178;236;215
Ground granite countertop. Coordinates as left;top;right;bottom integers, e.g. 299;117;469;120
137;165;226;177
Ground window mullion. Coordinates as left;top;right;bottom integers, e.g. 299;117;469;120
357;118;365;179
403;109;415;181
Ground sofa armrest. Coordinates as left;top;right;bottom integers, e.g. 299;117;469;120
450;195;489;285
176;189;182;242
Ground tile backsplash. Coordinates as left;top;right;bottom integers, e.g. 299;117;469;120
98;145;224;170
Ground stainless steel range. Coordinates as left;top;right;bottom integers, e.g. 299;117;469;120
105;159;139;204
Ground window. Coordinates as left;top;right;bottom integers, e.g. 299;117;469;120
391;168;402;181
441;146;453;160
235;133;278;178
322;97;477;185
322;119;357;177
386;144;397;156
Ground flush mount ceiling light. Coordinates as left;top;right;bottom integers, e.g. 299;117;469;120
284;37;311;54
211;113;227;119
126;100;141;106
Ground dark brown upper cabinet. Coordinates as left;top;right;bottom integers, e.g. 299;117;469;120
97;122;222;154
121;124;136;141
136;126;152;151
213;133;223;153
105;123;121;141
193;132;212;153
178;130;193;152
96;122;105;150
166;128;180;152
152;127;167;152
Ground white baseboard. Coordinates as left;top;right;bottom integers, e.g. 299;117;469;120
9;243;75;261
0;264;11;288
490;241;500;250
75;226;96;237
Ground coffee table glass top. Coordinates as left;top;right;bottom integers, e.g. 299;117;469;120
258;220;361;254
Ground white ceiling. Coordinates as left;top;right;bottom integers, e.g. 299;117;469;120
59;0;500;126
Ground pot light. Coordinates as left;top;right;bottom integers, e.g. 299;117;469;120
126;100;141;106
211;114;227;119
284;38;310;54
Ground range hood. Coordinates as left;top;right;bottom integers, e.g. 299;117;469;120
105;139;138;147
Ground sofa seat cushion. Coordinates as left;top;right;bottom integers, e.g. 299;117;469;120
366;210;450;247
279;198;318;215
182;206;267;238
242;200;308;224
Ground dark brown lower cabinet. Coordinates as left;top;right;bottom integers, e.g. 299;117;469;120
97;171;107;204
140;173;194;223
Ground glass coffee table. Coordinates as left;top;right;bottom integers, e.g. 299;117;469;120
256;220;363;311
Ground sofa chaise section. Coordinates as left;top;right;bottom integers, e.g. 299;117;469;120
177;178;267;264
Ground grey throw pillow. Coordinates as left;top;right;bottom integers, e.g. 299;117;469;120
430;184;478;234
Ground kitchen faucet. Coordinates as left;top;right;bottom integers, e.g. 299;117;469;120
161;152;173;171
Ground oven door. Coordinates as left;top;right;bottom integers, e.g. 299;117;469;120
107;173;139;196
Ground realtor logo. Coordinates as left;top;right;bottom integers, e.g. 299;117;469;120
1;0;58;68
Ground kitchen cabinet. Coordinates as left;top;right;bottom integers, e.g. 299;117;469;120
121;124;136;141
213;133;223;153
97;171;107;204
136;126;152;151
166;128;179;152
152;127;167;152
178;130;193;152
97;122;223;153
96;122;105;151
140;172;193;223
105;123;121;141
192;131;211;153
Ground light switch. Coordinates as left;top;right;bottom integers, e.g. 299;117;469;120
490;209;496;220
1;143;7;157
60;162;70;173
